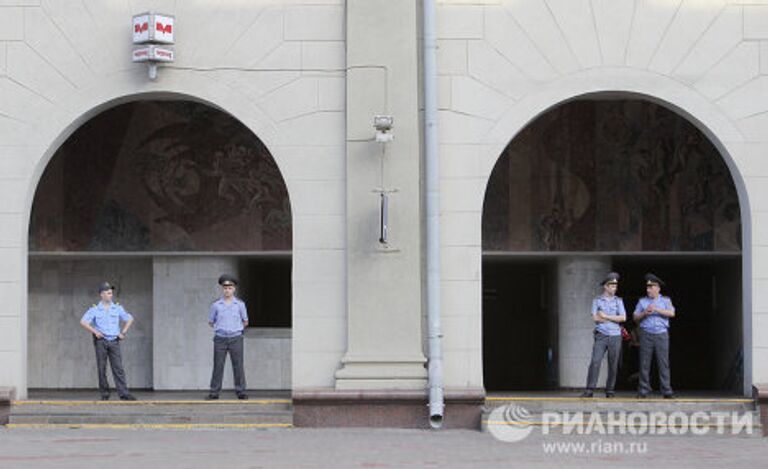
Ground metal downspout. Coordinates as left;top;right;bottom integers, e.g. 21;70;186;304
423;0;444;429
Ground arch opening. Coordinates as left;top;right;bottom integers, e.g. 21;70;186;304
27;100;293;394
481;97;743;395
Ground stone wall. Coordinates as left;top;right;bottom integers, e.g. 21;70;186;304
0;1;346;397
28;258;153;389
436;0;759;393
2;0;768;398
153;257;290;390
28;256;291;391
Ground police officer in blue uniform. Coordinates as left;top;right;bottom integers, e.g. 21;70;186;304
581;272;626;398
634;273;676;399
206;274;249;400
79;282;137;401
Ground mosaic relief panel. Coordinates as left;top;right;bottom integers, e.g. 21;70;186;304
30;101;291;252
483;100;741;252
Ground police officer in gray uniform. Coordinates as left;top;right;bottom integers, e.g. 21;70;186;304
634;273;675;399
206;274;249;400
79;282;137;401
581;272;626;398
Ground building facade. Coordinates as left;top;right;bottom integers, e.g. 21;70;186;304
0;0;766;427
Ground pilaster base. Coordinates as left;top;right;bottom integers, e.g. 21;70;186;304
293;388;485;429
334;357;428;390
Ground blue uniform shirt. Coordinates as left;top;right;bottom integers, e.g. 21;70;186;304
81;302;133;340
634;295;675;334
591;295;625;336
208;297;248;338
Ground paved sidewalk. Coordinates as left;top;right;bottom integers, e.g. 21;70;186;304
0;427;766;468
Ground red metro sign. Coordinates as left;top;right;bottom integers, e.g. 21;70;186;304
134;21;148;34
156;22;172;35
132;13;175;44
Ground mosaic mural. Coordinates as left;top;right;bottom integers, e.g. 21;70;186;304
483;100;741;252
30;101;291;252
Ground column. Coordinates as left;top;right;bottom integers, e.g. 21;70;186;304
557;256;611;388
335;0;427;389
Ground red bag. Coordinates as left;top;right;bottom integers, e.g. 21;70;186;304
620;326;631;342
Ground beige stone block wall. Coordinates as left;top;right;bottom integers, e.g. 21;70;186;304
436;0;765;393
0;1;346;398
2;0;768;398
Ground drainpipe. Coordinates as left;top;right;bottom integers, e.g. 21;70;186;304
423;0;444;429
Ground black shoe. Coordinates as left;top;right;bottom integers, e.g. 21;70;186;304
580;391;594;398
237;393;249;400
605;392;615;398
205;394;219;400
120;394;137;401
637;393;648;399
663;393;675;399
100;395;110;401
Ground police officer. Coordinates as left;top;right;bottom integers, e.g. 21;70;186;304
634;273;675;399
581;272;626;398
79;282;137;401
206;274;249;400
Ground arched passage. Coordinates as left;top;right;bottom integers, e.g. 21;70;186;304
27;99;293;392
482;96;744;395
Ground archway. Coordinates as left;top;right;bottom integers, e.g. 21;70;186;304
27;99;292;393
482;97;743;394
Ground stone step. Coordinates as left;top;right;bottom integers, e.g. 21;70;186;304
485;397;757;413
9;399;293;426
482;398;762;438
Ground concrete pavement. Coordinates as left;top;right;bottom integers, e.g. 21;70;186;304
0;427;766;468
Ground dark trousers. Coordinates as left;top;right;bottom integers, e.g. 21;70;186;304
209;335;246;395
638;330;672;395
93;338;130;398
585;332;622;393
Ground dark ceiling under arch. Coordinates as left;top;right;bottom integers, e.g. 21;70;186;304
30;100;292;252
482;99;741;252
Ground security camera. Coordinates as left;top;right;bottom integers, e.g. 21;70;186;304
373;115;393;131
374;115;394;143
